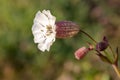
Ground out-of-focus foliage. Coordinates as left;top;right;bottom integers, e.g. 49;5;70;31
0;0;120;80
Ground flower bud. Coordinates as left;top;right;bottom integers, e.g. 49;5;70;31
96;36;109;51
74;47;89;60
55;21;80;38
74;43;94;60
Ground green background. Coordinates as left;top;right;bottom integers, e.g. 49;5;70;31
0;0;120;80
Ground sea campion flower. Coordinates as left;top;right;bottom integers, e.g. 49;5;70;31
32;10;80;52
32;10;56;52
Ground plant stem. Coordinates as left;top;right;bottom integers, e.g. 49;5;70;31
109;45;115;58
112;64;120;79
80;30;120;79
80;30;97;44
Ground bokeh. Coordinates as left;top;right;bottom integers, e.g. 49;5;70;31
0;0;120;80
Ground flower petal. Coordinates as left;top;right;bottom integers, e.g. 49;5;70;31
34;11;49;27
32;23;46;34
38;43;46;52
34;35;45;43
42;10;56;26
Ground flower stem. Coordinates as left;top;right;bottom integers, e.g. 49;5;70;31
108;45;115;58
80;30;97;43
80;30;120;79
112;64;120;79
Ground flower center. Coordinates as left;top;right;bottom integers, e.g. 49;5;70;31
46;25;53;36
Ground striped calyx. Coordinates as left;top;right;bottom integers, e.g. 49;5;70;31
55;21;80;38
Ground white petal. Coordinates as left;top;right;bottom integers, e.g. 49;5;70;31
37;36;55;52
32;23;47;35
42;10;56;26
44;40;53;51
42;10;53;18
45;37;55;51
32;24;43;33
32;22;44;30
38;43;46;52
34;35;45;43
37;39;50;52
45;43;51;51
34;11;49;27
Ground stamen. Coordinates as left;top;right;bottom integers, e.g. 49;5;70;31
46;25;53;36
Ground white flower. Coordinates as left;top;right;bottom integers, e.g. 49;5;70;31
32;10;56;52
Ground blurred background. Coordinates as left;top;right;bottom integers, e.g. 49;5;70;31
0;0;120;80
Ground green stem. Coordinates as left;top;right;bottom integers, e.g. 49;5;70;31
80;30;97;44
112;64;120;79
109;45;115;58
